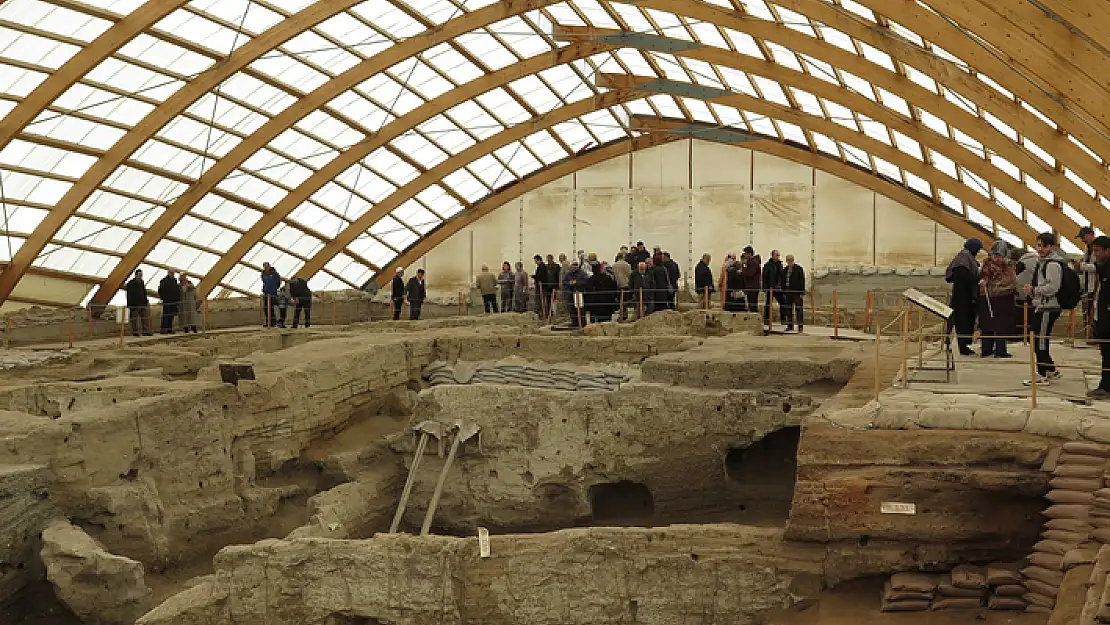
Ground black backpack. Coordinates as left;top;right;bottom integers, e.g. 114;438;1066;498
1033;259;1081;310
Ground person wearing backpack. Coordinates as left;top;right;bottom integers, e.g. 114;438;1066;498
1086;235;1110;399
1023;232;1080;385
945;238;982;356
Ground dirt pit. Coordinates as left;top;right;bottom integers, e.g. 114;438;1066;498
0;311;1058;624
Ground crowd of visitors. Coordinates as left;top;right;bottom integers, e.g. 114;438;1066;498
384;241;808;329
124;268;202;336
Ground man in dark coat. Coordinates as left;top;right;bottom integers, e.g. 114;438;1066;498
289;276;312;329
1088;236;1110;399
125;269;153;336
586;263;618;323
662;252;680;309
724;261;747;312
649;255;671;313
157;271;181;334
562;261;589;327
260;262;281;328
405;269;426;321
781;255;806;332
761;250;784;324
946;238;982;355
694;254;714;304
629;261;655;318
532;255;547;314
741;246;762;313
391;268;405;320
628;242;650;267
545;254;561;312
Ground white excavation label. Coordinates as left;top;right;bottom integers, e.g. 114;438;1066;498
880;502;916;515
478;527;491;558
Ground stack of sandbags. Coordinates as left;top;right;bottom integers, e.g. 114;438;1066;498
1079;545;1110;625
932;565;988;610
986;563;1027;610
1028;442;1110;613
881;573;938;612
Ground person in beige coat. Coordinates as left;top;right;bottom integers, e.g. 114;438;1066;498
476;265;499;313
178;274;201;333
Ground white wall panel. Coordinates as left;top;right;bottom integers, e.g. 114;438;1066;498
692;186;750;275
815;171;874;266
633;141;689;188
875;195;935;266
576;153;628;189
420;223;473;292
753;152;813;268
632;188;690;274
935;226;965;266
471;197;521;274
576;189;630;262
522;188;573;260
692;140;750;187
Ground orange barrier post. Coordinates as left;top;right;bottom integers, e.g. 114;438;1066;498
266;295;272;328
118;311;125;346
767;288;774;333
703;286;709;310
88;308;93;339
809;287;815;321
1023;303;1029;344
873;321;882;401
68;317;74;348
901;305;909;389
1028;331;1038;409
917;308;924;369
619;289;625;319
639;288;645;319
833;290;839;338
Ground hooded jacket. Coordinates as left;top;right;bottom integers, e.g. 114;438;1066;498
1032;249;1067;310
261;268;281;296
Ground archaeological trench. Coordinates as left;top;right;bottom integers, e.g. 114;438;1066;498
4;308;1109;624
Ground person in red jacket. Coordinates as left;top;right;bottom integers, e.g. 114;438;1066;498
741;246;762;313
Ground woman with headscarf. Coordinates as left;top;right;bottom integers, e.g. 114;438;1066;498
977;240;1017;358
724;260;747;312
946;238;983;355
513;261;529;313
498;262;514;313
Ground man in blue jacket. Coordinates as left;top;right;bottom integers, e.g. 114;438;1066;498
261;262;281;328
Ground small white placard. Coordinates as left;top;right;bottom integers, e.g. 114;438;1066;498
880;501;916;515
115;308;129;323
574;292;585;308
477;527;490;558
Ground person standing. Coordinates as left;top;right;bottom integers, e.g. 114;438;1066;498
718;253;735;297
532;255;547;314
649;254;671;313
741;246;762;313
406;269;427;321
158;271;182;334
612;253;632;319
977;240;1016;358
781;255;805;332
476;265;499;313
562;261;589;327
587;262;618;322
545;254;562;315
274;284;290;328
945;238;982;355
260;262;281;328
178;274;201;333
662;252;680;309
1076;226;1098;337
289;276;312;328
694;254;714;304
391;268;405;320
125;269;153;337
1087;236;1110;399
629;261;654;318
1023;232;1065;385
725;260;747;312
761;250;784;324
514;261;530;312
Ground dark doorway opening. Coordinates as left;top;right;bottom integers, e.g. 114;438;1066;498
589;481;655;523
724;426;801;522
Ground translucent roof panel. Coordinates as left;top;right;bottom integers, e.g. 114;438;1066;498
0;0;1104;304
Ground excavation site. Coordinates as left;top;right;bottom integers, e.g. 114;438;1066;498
1;302;1099;625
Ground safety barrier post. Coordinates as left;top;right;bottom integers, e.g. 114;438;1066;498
809;287;815;321
1023;303;1029;344
703;287;709;310
266;295;272;329
639;288;644;319
832;290;839;338
917;308;924;369
118;310;125;346
767;288;774;333
901;302;909;389
1028;331;1038;409
68;317;74;348
873;321;882;401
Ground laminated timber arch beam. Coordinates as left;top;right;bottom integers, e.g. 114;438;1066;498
206;90;637;296
374;129;992;287
88;0;577;305
773;0;1110;199
836;0;1110;165
0;0;190;153
597;73;1046;242
0;0;375;307
1030;1;1110;53
613;0;1110;221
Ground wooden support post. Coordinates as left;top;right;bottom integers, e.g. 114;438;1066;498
266;295;271;329
1023;303;1029;344
639;288;645;320
703;286;709;310
873;321;882;402
618;288;624;320
901;305;909;389
1029;331;1038;409
68;317;73;348
767;288;774;333
833;290;839;338
917;308;924;369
